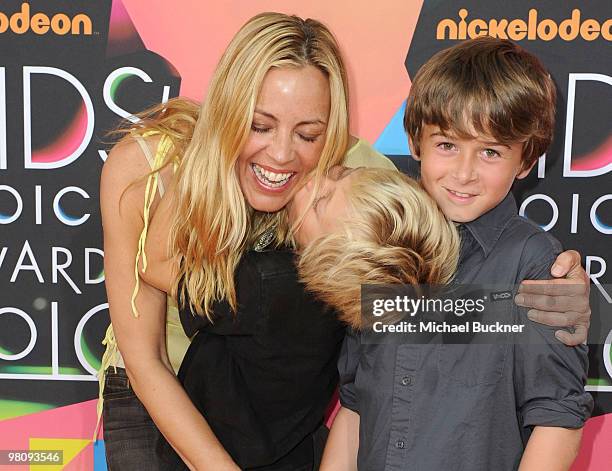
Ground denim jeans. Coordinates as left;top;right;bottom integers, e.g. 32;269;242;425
102;367;168;471
158;421;329;471
103;367;328;470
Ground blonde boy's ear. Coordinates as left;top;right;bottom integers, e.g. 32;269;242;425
408;137;421;161
516;159;538;180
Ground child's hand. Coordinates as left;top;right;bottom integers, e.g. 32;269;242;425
515;250;590;346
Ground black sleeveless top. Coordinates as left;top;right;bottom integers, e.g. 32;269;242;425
161;248;345;470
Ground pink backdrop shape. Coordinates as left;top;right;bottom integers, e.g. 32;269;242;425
0;400;98;470
571;413;612;470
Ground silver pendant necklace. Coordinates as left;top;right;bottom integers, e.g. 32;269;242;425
254;226;276;252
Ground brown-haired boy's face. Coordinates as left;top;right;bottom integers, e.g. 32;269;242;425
413;124;535;223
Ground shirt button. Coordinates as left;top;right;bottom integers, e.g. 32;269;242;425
401;376;412;386
396;440;405;449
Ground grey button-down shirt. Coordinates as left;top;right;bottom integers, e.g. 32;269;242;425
338;193;593;470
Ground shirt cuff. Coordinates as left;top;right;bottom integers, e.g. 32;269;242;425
521;394;594;429
338;385;359;413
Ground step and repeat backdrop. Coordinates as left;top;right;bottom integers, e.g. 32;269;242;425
0;1;609;469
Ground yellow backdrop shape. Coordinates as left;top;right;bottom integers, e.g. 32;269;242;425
29;438;90;471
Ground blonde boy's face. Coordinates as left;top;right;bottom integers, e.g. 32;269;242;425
413;124;535;223
288;166;357;247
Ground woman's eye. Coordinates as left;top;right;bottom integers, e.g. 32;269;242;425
298;133;319;143
251;124;270;134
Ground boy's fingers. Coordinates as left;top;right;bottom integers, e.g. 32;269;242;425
555;325;588;346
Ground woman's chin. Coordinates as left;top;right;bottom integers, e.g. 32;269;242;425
247;196;290;213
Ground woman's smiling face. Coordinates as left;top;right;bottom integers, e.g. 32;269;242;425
236;65;331;213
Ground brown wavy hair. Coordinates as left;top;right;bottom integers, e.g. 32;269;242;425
404;36;556;170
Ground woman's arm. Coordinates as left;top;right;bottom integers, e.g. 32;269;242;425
517;250;591;346
518;426;582;471
513;235;592;471
100;139;239;471
320;406;359;471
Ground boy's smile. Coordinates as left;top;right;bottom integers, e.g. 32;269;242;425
413;124;535;223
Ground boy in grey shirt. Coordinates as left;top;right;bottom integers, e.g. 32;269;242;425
311;37;593;470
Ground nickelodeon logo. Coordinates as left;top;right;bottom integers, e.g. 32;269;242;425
437;9;611;41
0;2;92;36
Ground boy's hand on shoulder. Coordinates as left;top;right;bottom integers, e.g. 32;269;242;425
515;250;590;346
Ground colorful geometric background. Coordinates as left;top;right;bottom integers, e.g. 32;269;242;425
0;1;609;469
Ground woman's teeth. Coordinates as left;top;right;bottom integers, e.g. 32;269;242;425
252;164;293;188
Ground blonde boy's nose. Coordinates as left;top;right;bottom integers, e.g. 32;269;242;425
305;177;315;191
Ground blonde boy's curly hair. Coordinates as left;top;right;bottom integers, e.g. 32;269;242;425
298;169;460;329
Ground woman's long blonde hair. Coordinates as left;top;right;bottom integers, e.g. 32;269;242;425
125;13;350;319
298;169;460;330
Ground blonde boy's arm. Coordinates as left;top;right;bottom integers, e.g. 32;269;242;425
320;406;360;471
518;426;582;471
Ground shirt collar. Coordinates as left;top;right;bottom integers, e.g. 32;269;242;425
460;192;517;257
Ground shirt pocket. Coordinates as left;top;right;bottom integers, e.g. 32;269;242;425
437;343;508;387
435;285;514;387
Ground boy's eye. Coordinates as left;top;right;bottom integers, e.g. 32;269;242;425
437;142;456;151
483;148;501;159
251;124;270;133
312;192;330;212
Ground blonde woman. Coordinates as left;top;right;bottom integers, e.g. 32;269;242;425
100;13;395;471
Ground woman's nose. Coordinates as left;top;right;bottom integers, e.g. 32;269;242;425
267;131;294;165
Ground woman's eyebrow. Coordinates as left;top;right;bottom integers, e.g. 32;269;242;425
254;109;327;126
297;118;327;126
254;109;277;121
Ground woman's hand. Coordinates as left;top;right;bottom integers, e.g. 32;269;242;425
516;250;590;346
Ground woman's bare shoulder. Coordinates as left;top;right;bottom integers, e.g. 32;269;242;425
101;133;177;205
101;134;162;184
